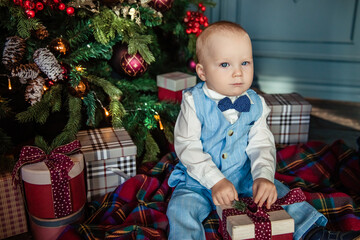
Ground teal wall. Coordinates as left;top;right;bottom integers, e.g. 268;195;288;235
207;0;360;102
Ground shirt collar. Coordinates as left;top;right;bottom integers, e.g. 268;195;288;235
203;82;254;104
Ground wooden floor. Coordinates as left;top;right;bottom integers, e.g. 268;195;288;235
4;98;360;240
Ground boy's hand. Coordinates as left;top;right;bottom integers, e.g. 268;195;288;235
211;178;239;206
252;178;277;209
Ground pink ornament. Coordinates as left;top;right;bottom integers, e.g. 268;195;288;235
150;0;174;12
120;52;148;78
188;59;196;72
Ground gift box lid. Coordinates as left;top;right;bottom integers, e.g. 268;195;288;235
21;153;84;184
76;127;137;161
157;71;197;91
261;93;312;116
216;205;294;239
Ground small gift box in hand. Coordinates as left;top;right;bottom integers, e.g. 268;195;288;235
216;188;306;240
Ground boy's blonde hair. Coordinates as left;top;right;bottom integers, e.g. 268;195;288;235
196;21;248;63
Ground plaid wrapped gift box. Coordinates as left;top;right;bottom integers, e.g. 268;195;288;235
76;127;137;201
0;172;28;239
260;93;312;145
157;71;197;103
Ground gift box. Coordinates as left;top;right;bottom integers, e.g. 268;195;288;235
0;172;28;239
157;71;197;103
21;153;86;219
260;93;312;145
29;205;84;240
216;188;306;240
76;127;137;201
216;205;294;240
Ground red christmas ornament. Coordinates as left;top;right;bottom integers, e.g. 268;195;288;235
58;3;65;10
120;52;148;78
66;6;74;15
150;0;174;12
184;3;209;37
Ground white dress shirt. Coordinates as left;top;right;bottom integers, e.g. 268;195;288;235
174;83;276;189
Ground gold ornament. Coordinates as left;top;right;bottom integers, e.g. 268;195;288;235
49;38;70;56
68;78;90;98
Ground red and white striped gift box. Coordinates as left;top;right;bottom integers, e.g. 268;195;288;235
157;71;197;103
260;93;312;145
76;127;137;201
0;172;28;239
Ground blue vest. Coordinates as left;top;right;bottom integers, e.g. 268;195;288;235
169;82;263;196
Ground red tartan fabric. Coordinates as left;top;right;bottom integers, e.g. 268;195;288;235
275;140;360;231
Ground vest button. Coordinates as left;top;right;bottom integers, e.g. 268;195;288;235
228;130;234;136
222;153;228;159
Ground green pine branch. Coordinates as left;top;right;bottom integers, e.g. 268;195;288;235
82;91;96;126
49;95;82;149
66;20;93;48
143;132;160;162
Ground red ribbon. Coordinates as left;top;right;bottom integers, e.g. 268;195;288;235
220;188;306;240
12;140;81;218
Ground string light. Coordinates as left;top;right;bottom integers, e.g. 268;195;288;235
93;92;110;117
75;65;85;72
104;108;110;116
8;78;12;90
154;113;164;130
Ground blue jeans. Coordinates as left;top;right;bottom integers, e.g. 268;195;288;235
166;180;327;240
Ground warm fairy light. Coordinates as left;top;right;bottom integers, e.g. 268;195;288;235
75;65;84;72
8;78;12;90
104;108;110;117
154;113;164;130
43;85;48;91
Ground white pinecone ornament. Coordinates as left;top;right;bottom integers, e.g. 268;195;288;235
2;36;26;71
11;63;40;84
33;48;64;81
25;76;45;105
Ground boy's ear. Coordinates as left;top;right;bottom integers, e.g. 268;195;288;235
196;64;206;81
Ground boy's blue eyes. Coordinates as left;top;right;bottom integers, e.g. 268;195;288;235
219;62;249;67
220;62;229;67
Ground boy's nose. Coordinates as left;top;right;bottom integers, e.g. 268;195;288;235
233;68;242;77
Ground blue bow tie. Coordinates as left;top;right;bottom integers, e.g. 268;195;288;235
218;95;251;112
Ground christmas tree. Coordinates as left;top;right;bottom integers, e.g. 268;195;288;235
0;0;214;171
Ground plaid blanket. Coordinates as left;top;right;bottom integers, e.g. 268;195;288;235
60;140;359;239
275;140;360;231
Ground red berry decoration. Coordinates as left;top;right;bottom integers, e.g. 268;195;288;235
66;6;74;15
36;2;44;11
184;3;209;37
13;0;22;5
58;3;65;10
26;9;35;18
120;52;149;78
150;0;174;12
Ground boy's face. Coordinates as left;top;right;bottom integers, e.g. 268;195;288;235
196;31;254;96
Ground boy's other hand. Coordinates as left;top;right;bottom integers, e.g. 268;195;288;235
252;178;277;209
211;178;239;206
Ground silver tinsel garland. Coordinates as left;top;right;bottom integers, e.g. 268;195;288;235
33;48;64;81
2;36;26;71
